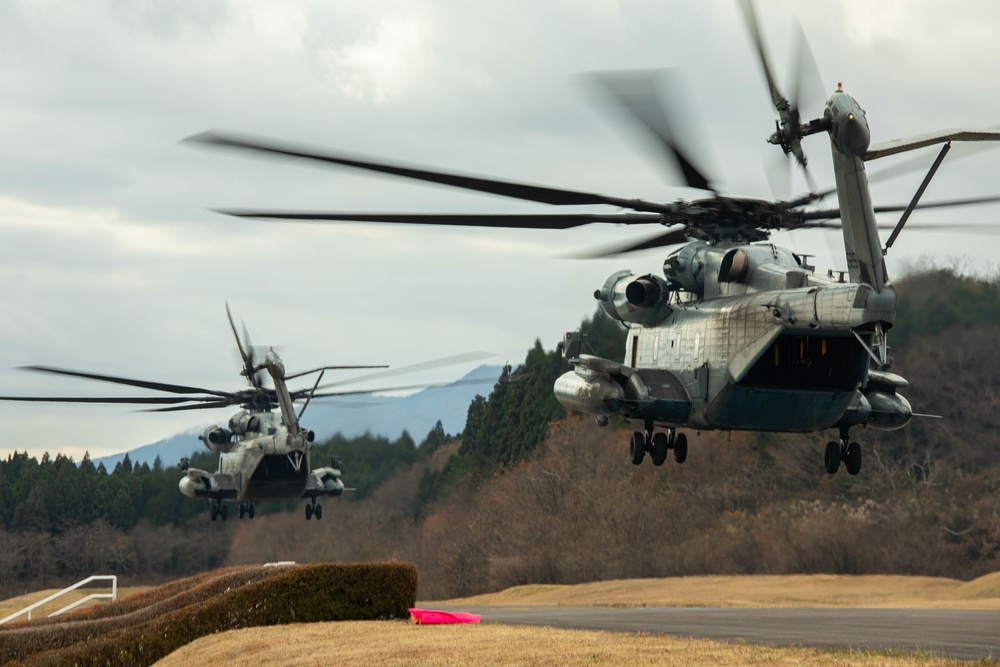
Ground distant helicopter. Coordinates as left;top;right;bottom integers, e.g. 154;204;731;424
0;306;490;520
183;2;1000;476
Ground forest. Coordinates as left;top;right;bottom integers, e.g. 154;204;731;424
1;267;998;599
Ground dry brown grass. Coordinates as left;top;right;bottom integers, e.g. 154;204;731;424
0;586;150;622
430;572;1000;610
153;620;978;667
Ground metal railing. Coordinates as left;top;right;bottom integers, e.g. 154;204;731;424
0;575;117;625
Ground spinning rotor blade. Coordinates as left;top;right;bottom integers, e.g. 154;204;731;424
226;303;266;389
285;364;389;381
798;194;1000;221
225;303;259;388
739;0;783;111
306;351;495;394
215;210;664;229
740;0;819;173
19;365;231;397
583;70;714;191
142;400;241;413
564;226;690;259
185;131;667;213
0;395;221;405
305;373;520;401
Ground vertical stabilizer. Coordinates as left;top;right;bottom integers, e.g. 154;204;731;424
831;151;887;290
825;89;888;291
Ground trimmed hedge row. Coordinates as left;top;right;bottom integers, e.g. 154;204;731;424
1;562;418;666
0;565;275;663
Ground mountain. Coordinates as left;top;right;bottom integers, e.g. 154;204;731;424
94;365;502;469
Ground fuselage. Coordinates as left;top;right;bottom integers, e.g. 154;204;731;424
554;83;913;437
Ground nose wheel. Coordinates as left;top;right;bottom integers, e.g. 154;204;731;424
825;429;862;475
629;426;688;467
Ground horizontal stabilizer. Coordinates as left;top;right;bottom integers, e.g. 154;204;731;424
864;129;1000;161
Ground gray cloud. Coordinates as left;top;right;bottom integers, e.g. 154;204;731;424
2;0;999;457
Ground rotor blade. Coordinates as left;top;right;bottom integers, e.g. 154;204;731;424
563;226;690;259
739;0;784;109
306;351;495;393
798;194;1000;221
240;321;265;389
185;131;669;212
0;395;221;405
214;210;665;229
142;400;239;413
225;302;251;368
582;69;714;191
19;366;232;397
789;19;824;122
793;220;1000;234
285;365;389;381
305;375;502;399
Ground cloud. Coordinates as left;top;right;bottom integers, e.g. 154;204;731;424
323;13;433;104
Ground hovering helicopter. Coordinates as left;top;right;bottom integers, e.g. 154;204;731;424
0;306;491;520
183;2;1000;476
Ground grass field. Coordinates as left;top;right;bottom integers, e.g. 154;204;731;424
153;620;991;667
5;573;995;665
429;572;1000;610
151;573;999;666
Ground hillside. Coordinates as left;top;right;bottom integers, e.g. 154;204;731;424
2;269;998;602
94;364;502;470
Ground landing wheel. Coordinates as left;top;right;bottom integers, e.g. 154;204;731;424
238;503;246;519
305;503;314;520
651;432;669;466
673;432;688;464
210;503;219;522
247;504;255;519
629;432;646;466
314;503;323;520
824;441;841;474
846;442;862;476
219;504;228;521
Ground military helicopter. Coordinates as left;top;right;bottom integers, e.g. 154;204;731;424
0;306;491;519
183;2;1000;476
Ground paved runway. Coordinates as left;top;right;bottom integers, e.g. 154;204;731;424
449;606;999;660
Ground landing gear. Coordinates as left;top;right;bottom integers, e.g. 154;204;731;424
825;429;863;475
305;499;323;520
238;502;256;519
211;501;228;522
651;432;668;466
824;441;841;474
846;442;862;476
628;426;688;467
674;432;688;463
630;432;645;465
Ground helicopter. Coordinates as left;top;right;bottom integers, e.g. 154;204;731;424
0;306;492;520
182;1;1000;476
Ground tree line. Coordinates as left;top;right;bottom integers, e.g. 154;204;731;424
1;269;997;599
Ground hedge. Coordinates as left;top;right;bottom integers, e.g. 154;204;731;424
0;562;418;666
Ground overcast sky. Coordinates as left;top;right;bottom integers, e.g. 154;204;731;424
2;0;999;460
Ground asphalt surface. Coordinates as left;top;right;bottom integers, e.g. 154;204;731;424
446;606;999;661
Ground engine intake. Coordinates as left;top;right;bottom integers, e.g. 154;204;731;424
199;427;234;454
596;271;672;325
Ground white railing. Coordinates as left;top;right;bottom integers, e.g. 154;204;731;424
0;575;117;625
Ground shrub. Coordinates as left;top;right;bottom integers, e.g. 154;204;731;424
0;562;417;666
